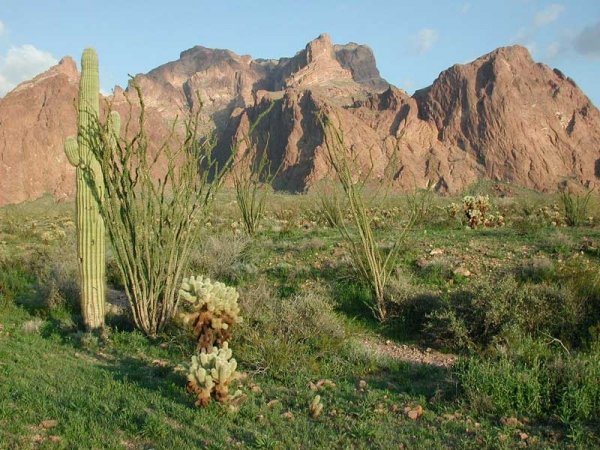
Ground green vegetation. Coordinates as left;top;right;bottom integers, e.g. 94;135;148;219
321;115;411;322
82;83;227;337
2;185;600;448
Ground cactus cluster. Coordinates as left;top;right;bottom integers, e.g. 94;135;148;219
179;276;243;351
186;342;241;406
449;195;504;229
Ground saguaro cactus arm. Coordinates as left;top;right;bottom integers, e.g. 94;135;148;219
64;137;80;167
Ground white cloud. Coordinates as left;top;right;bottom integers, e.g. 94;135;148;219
574;20;600;58
0;20;5;36
512;4;566;56
0;45;57;96
412;28;438;55
460;2;472;14
533;4;565;27
544;42;562;59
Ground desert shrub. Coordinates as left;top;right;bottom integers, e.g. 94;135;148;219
515;255;556;283
233;281;347;379
385;275;441;337
178;276;242;351
35;260;80;313
561;189;593;227
426;276;595;352
0;258;36;306
457;335;600;423
187;232;251;282
320;114;410;321
405;183;435;227
536;203;566;227
318;186;345;229
232;113;278;235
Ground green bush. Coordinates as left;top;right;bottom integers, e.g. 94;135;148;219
233;280;347;379
457;336;600;423
426;276;595;351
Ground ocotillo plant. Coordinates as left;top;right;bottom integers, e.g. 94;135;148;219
64;48;117;331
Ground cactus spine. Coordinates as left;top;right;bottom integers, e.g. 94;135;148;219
64;48;109;331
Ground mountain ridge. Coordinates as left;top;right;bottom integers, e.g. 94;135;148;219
0;34;598;205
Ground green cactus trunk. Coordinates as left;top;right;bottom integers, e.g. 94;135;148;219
65;48;105;331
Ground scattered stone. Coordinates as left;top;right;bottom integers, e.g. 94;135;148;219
281;411;294;420
430;248;444;256
356;379;368;392
266;399;280;409
40;420;58;429
500;416;522;427
151;359;169;368
309;379;336;391
404;405;424;420
453;267;472;277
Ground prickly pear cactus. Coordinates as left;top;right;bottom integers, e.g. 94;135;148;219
179;276;243;351
186;342;241;406
64;48;119;331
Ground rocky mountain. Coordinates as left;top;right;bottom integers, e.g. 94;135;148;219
219;40;600;193
0;34;598;205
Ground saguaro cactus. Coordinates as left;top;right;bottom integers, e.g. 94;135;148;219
64;48;114;331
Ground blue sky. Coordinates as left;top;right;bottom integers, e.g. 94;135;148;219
0;0;598;105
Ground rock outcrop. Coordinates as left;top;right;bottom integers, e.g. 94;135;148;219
0;57;79;205
0;36;598;205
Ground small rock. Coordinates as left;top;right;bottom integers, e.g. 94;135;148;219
356;379;368;391
454;267;472;277
151;359;168;368
281;411;294;420
266;399;280;409
519;432;529;441
249;383;262;393
415;258;430;269
405;405;424;420
430;248;444;256
500;416;522;427
40;420;58;429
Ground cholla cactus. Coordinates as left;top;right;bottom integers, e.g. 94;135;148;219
186;342;241;406
179;276;242;351
537;204;565;227
462;195;490;229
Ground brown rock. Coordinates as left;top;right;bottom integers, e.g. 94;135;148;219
40;419;58;429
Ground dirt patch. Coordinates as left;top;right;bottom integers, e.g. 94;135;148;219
361;337;457;368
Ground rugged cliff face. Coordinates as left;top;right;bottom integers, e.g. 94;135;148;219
0;57;79;205
414;45;600;191
219;42;600;193
0;34;598;205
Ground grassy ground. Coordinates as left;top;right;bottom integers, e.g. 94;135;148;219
1;188;599;449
